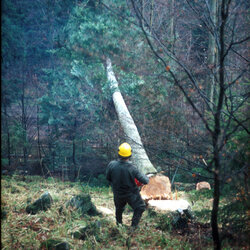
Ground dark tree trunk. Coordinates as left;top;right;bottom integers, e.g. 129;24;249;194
211;147;221;250
7;130;11;166
73;117;77;180
48;124;54;172
37;105;43;173
21;81;28;167
3;105;11;166
211;1;228;249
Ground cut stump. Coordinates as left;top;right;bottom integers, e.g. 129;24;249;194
140;175;191;214
147;199;190;211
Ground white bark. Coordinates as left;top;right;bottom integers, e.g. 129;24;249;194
106;57;157;174
208;0;218;107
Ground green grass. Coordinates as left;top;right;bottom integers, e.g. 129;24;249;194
1;175;248;249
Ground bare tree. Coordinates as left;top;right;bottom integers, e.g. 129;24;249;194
128;0;249;248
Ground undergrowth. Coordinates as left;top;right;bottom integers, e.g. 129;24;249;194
1;175;248;249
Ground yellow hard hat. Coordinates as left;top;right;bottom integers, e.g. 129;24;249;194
118;143;132;157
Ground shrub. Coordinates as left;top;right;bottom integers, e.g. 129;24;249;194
89;174;109;187
219;200;248;234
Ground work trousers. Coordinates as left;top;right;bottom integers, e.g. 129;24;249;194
113;191;146;227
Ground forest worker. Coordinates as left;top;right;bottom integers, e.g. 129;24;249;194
106;142;150;230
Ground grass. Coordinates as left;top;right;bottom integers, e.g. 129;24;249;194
1;175;248;249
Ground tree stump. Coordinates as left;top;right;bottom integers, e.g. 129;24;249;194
26;191;53;214
66;194;100;216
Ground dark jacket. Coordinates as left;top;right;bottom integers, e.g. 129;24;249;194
106;159;149;197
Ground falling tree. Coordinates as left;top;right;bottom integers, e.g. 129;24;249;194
106;57;157;175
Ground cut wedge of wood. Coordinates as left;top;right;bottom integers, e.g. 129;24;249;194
140;175;171;201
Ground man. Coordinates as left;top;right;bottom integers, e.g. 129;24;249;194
106;142;150;229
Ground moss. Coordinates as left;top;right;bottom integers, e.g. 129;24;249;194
40;239;70;250
66;194;100;216
1;209;7;220
71;221;101;241
26;192;53;214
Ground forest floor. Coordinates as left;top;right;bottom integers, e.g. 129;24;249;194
1;174;248;250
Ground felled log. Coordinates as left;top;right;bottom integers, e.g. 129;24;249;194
140;175;171;201
106;58;157;175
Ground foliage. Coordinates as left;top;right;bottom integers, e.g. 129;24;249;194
87;174;110;187
187;189;214;203
219;199;249;235
1;158;9;167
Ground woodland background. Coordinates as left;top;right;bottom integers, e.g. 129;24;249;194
2;0;249;184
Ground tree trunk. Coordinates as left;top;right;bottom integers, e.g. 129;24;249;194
73;138;76;179
36;105;43;173
211;1;228;249
48;124;54;171
21;80;28;167
208;0;218;108
211;152;221;250
170;0;175;53
106;57;157;175
73;117;77;180
3;105;11;166
149;0;154;34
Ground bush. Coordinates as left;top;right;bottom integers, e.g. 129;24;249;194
219;200;248;234
187;189;213;202
89;174;109;187
1;158;9;167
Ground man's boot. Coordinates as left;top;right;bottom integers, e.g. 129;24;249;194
116;210;123;226
131;207;145;227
